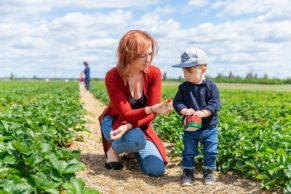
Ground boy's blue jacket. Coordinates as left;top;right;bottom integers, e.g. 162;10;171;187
173;78;220;129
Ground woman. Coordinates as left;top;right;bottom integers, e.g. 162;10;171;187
83;61;90;91
99;29;172;177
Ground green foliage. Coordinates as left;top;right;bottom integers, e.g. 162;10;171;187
216;90;291;192
0;81;98;193
211;74;291;85
161;89;290;192
63;177;100;194
91;80;290;193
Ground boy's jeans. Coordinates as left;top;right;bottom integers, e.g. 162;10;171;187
182;127;218;170
101;115;165;177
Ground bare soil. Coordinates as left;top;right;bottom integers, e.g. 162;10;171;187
72;90;270;194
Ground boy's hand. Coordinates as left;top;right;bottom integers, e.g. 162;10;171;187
180;108;195;116
194;110;204;117
186;108;195;116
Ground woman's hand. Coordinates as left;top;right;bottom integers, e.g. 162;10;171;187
110;123;132;140
150;100;173;116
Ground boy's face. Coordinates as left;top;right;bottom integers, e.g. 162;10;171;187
182;65;206;84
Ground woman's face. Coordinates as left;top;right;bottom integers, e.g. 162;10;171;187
183;65;204;84
129;46;153;72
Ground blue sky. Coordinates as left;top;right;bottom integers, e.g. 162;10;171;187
0;0;290;79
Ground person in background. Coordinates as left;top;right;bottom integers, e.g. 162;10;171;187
172;47;220;186
83;61;90;91
99;29;172;177
79;72;85;89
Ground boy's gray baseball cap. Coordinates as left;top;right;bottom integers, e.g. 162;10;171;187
172;47;208;68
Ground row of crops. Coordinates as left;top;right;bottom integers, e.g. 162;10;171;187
91;81;291;193
0;81;99;193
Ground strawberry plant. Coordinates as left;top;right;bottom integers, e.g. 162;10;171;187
0;81;98;193
91;81;290;193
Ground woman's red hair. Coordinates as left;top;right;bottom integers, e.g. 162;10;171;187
116;29;158;81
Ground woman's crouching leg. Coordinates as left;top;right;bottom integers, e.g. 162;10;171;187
136;140;165;177
112;127;146;153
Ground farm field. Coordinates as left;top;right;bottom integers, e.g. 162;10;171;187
163;81;291;92
92;80;291;193
0;81;99;193
1;80;290;193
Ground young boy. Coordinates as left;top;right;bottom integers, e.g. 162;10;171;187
172;47;220;186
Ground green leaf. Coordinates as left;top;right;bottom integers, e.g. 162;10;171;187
12;141;32;155
45;188;60;194
0;176;33;194
63;177;85;194
83;188;100;194
265;147;275;153
40;142;52;153
277;155;286;165
63;163;84;174
256;174;269;180
51;159;67;174
3;155;17;165
30;172;59;190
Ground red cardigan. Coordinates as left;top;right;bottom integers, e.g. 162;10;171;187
99;65;168;164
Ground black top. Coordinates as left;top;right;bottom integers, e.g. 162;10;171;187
173;78;220;129
129;92;147;109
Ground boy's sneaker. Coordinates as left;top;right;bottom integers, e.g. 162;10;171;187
181;168;194;186
203;169;215;184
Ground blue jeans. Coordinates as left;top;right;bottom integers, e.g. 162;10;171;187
101;115;165;177
84;79;90;91
182;127;218;170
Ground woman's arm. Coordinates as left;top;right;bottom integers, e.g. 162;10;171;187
110;123;133;140
106;67;170;128
105;71;150;123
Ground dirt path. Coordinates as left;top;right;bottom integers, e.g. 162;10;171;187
73;90;268;194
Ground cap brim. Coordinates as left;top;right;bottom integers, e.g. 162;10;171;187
172;63;199;68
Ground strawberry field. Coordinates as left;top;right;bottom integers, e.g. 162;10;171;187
0;81;98;193
1;80;289;193
92;81;291;193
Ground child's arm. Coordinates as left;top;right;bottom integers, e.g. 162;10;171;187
173;84;188;114
205;83;220;115
194;109;212;118
200;82;220;118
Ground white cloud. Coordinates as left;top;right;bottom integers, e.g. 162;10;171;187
0;9;135;78
0;0;159;15
213;0;289;18
131;6;180;38
0;1;290;79
155;14;291;79
188;0;208;7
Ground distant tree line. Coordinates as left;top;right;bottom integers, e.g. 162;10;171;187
4;71;291;85
162;71;291;85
